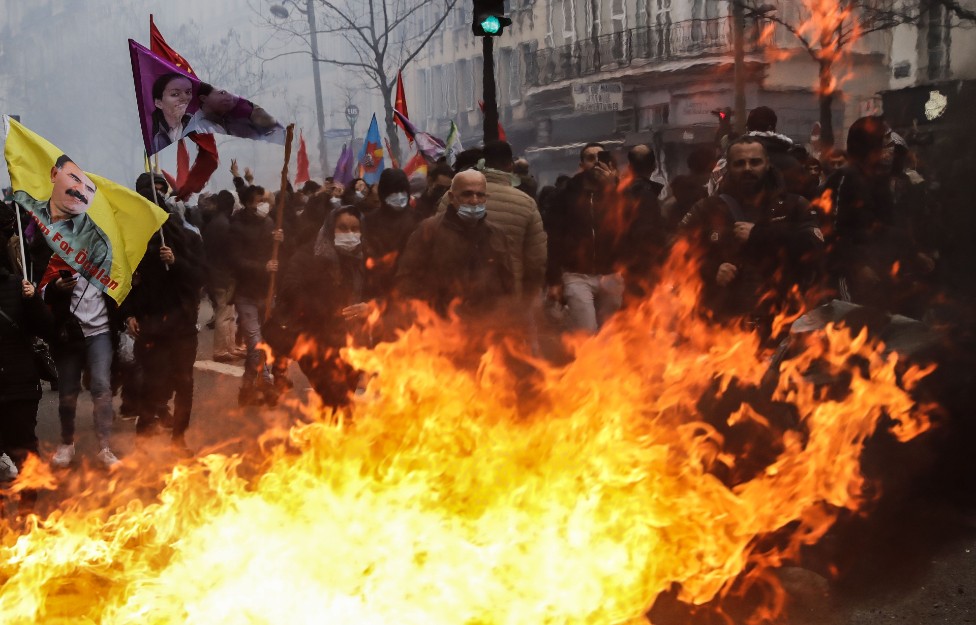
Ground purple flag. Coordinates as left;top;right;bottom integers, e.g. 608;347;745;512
332;143;354;186
129;39;286;156
393;111;446;161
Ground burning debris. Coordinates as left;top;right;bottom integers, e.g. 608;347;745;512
0;243;933;625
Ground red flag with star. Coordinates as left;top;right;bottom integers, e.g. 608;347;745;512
150;15;219;200
394;70;411;143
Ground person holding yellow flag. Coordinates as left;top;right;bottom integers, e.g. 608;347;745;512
3;116;168;305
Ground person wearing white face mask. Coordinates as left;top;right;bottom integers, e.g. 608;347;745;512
229;184;288;406
362;169;422;315
396;169;514;319
277;206;371;408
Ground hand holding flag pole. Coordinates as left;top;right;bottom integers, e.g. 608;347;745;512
148;151;169;270
265;124;296;322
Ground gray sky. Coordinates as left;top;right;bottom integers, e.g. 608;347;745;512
0;0;378;193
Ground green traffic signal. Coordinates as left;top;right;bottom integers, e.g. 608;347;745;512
480;15;501;34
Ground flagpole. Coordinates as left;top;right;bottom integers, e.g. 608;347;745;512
13;206;29;282
265;123;296;322
147;151;169;271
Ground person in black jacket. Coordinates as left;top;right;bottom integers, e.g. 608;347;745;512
124;174;206;450
543;143;626;333
229;184;287;406
202;190;243;361
278;206;371;408
0;264;54;483
619;144;667;301
680;136;824;333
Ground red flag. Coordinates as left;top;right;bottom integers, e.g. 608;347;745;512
151;15;195;74
161;169;179;194
478;100;508;142
403;150;428;179
150;16;219;200
176;139;190;190
394;71;411;141
295;131;310;185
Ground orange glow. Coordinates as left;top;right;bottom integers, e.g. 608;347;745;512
0;242;932;624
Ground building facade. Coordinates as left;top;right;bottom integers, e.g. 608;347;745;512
405;0;976;185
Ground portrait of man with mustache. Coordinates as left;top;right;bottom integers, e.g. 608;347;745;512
13;154;113;282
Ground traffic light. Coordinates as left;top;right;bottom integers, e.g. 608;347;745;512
472;0;512;37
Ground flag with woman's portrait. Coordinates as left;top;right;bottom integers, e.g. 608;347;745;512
2;117;168;304
129;40;287;156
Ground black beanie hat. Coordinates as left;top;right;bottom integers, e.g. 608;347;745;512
377;168;409;200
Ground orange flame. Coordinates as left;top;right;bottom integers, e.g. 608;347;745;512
0;243;932;624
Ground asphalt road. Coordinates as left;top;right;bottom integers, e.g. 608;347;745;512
18;307;976;625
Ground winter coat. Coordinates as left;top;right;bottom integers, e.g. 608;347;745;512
279;210;369;349
228;209;276;302
396;210;514;318
543;171;624;285
681;173;824;319
202;210;235;288
362;204;420;299
480;169;547;297
121;214;206;339
0;267;54;402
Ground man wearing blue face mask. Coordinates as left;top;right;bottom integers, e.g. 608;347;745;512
396;170;514;318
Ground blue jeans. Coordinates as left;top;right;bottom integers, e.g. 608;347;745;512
54;332;114;449
235;297;271;385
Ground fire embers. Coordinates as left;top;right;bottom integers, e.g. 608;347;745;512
0;244;932;624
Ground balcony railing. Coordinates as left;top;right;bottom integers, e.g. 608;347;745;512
525;17;763;88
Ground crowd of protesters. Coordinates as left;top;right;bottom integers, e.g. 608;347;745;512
0;106;958;489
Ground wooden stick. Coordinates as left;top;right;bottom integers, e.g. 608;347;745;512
147;151;169;271
13;204;29;281
265;124;296;322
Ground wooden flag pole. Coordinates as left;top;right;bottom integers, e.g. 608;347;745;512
146;151;169;270
13;205;29;282
265;124;296;322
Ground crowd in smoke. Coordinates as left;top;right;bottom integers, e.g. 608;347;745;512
0;104;958;512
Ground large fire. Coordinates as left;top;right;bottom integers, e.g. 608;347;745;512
0;242;931;624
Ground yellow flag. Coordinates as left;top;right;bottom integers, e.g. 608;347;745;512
3;116;167;304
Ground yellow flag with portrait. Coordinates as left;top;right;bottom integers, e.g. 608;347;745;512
3;116;167;304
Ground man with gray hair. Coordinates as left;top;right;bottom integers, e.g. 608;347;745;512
396;169;514;318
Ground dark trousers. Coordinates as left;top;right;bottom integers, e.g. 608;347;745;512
135;333;198;438
0;398;40;469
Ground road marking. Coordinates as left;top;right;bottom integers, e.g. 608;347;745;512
194;360;245;376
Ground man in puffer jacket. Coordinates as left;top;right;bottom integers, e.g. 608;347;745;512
479;140;547;300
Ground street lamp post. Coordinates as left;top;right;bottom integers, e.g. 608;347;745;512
271;1;329;176
345;103;359;152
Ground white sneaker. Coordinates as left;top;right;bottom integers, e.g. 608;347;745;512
52;443;75;468
0;453;18;480
96;448;120;468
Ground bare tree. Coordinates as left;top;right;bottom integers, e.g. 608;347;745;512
171;21;272;99
743;0;900;148
250;0;460;162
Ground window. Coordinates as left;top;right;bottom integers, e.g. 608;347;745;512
611;0;627;32
926;2;951;80
446;63;458;116
584;0;602;37
432;66;444;119
545;0;555;47
636;0;650;28
458;59;473;111
474;56;485;104
561;0;576;42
